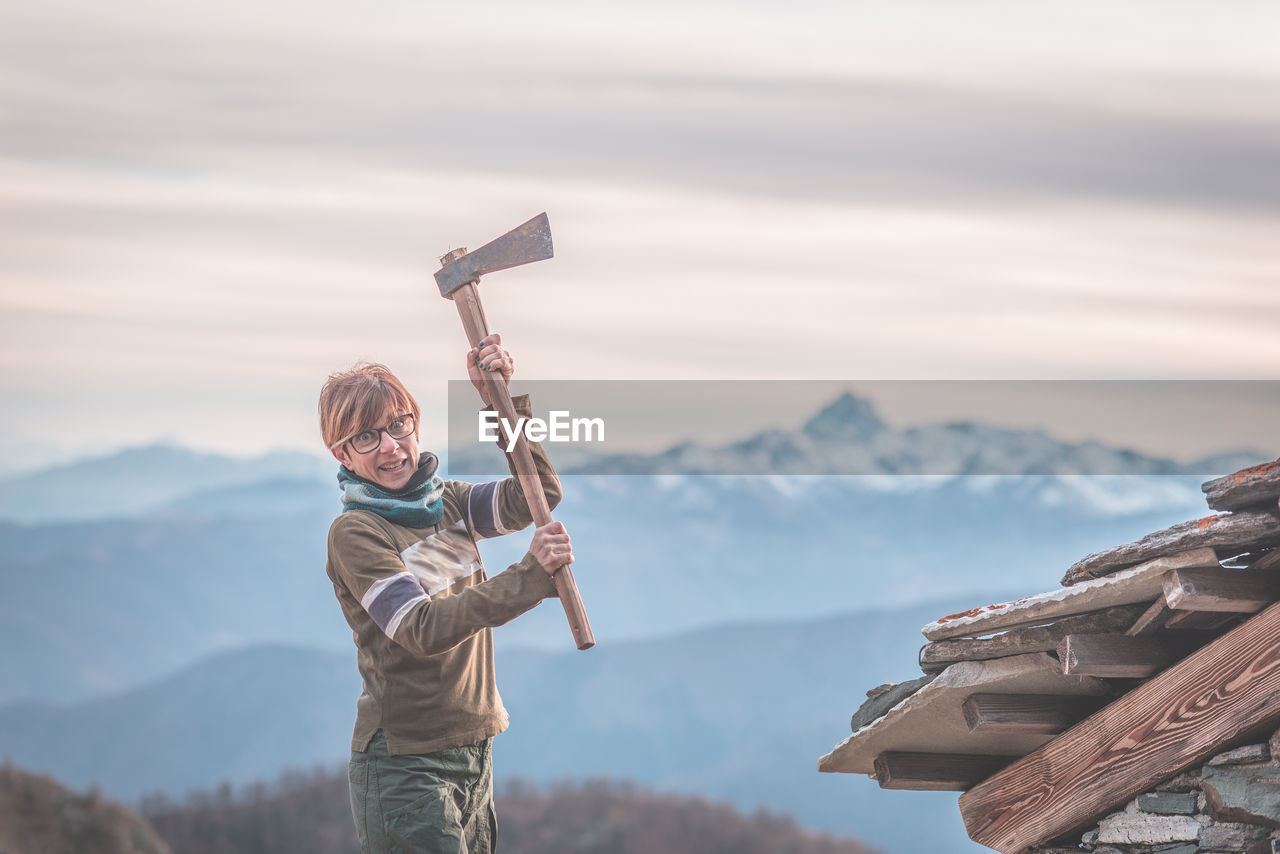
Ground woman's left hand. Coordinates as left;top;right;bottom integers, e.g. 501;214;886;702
467;332;514;406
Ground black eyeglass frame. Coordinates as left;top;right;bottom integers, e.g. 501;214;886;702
343;413;416;455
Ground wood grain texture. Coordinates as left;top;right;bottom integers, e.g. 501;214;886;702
1056;634;1172;678
1250;549;1280;571
961;694;1102;735
1162;609;1241;631
1164;566;1280;613
919;606;1145;673
1125;598;1169;636
1061;509;1280;585
873;752;1013;791
452;283;594;650
1202;460;1280;512
959;601;1280;854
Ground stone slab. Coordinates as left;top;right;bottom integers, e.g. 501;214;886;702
817;653;1107;775
850;675;935;732
922;549;1219;641
1200;821;1269;850
1138;792;1199;815
1204;460;1280;512
1063;509;1280;585
1203;764;1280;829
1096;812;1201;844
1158;770;1203;793
1210;744;1273;766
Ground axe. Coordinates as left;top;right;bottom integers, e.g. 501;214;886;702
435;213;595;650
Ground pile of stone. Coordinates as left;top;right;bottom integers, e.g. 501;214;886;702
818;459;1280;853
820;460;1280;788
1034;736;1280;854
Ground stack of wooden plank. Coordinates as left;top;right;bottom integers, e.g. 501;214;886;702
818;459;1280;853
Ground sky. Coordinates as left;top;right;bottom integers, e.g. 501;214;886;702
2;0;1279;466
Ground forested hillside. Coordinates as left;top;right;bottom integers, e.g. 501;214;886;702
144;769;881;854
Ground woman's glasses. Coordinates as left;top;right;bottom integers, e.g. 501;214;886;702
345;414;415;454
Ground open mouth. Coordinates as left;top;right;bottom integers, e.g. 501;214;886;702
379;459;409;474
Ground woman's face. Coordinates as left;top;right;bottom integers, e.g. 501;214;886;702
332;408;421;491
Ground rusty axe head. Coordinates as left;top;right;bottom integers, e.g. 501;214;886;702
434;212;553;297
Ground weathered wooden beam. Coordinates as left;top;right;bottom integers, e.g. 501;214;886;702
1061;508;1280;586
1164;566;1280;613
1202;459;1280;512
920;606;1145;673
925;549;1218;642
961;694;1102;735
1248;549;1280;571
959;601;1280;854
873;751;1013;791
1162;609;1241;631
1056;634;1174;678
1125;598;1169;636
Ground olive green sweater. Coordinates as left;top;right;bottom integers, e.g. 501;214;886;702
326;395;561;755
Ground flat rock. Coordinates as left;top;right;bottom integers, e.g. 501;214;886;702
920;605;1145;671
1199;820;1269;850
850;675;935;731
818;653;1107;775
1203;764;1280;829
922;549;1218;641
1097;812;1201;844
1204;460;1280;512
1158;770;1203;793
1062;509;1280;585
1209;744;1273;767
1138;792;1198;815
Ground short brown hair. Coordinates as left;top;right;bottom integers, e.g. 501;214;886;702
318;363;420;450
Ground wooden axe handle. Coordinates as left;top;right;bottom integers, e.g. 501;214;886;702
452;283;595;650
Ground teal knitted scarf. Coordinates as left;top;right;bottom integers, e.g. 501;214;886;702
337;453;444;527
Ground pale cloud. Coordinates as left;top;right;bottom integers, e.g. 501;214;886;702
1;0;1278;457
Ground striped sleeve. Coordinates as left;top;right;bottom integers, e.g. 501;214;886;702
329;510;559;659
360;572;429;639
328;513;430;642
465;480;515;540
453;394;562;539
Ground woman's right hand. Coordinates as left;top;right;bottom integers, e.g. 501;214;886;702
530;520;573;576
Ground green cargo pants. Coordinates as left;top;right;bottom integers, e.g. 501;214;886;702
348;730;497;854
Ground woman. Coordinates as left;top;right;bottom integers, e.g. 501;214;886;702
318;333;572;854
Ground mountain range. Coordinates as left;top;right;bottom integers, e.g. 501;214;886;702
457;391;1262;478
0;391;1262;526
0;443;331;524
0;391;1262;705
0;464;1227;705
0;602;987;854
0;390;1268;854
